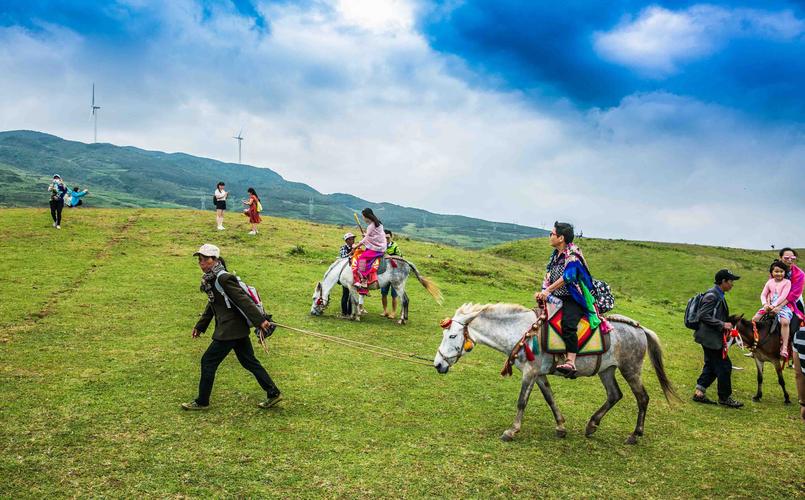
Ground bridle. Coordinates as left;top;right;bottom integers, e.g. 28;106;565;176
437;317;476;364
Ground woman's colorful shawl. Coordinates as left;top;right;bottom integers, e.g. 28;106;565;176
545;243;602;331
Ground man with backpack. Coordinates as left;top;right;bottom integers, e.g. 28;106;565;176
182;244;282;411
691;269;743;408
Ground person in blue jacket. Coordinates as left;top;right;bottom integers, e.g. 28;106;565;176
67;186;89;207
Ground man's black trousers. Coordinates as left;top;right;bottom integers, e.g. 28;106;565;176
196;337;280;406
49;199;64;225
696;346;732;400
560;297;583;354
341;285;352;316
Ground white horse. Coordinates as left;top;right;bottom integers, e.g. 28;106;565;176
311;256;442;324
434;303;677;444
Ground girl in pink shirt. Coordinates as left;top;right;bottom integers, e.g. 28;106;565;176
752;260;793;357
352;208;387;295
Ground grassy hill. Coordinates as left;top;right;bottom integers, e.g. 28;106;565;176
0;130;548;248
0;208;802;498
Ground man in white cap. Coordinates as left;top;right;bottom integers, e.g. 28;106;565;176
338;233;355;317
182;244;282;411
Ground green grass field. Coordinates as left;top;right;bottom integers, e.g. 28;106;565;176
1;208;803;498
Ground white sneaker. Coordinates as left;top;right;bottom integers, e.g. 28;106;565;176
248;230;256;235
217;226;225;230
56;225;61;229
52;222;57;227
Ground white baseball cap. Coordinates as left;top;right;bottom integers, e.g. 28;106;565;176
193;243;221;258
343;232;355;241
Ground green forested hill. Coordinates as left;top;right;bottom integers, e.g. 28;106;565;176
0;208;802;498
0;130;547;247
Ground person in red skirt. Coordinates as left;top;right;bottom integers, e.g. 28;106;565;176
242;187;262;235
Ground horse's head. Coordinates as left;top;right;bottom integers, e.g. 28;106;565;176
310;282;328;316
434;315;475;374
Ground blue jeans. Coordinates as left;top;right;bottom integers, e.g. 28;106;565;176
381;283;397;298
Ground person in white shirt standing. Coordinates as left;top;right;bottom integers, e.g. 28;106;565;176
213;181;228;230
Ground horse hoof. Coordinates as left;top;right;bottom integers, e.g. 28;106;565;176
397;319;405;325
584;424;597;438
556;428;567;439
784;399;791;405
752;396;761;402
500;432;514;442
625;435;638;445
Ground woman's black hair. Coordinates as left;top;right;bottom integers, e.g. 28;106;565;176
770;260;788;274
384;229;393;237
217;181;225;188
247;187;260;200
362;208;382;226
779;247;798;258
554;221;574;244
73;186;80;192
218;256;228;270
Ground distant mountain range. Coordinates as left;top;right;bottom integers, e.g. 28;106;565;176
0;130;548;247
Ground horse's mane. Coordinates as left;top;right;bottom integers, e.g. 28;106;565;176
455;303;531;322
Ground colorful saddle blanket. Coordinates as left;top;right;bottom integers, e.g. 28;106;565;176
542;301;609;356
351;248;382;286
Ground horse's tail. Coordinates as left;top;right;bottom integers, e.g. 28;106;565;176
397;257;443;305
642;326;680;403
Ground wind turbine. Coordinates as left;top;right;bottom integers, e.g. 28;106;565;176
233;129;244;164
90;83;101;143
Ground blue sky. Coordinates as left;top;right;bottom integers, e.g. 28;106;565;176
1;0;803;248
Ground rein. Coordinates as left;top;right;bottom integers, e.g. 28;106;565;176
273;322;433;366
501;306;546;377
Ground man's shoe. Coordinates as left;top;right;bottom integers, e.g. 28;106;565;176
692;393;717;405
181;400;209;411
258;395;283;409
718;396;744;408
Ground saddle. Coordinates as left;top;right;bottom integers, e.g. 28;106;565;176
542;300;610;357
351;248;382;287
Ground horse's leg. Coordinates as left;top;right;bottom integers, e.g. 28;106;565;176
775;359;791;404
585;366;622;438
752;357;763;402
395;281;407;326
501;371;537;442
535;375;566;438
621;370;650;445
401;292;409;325
351;289;361;321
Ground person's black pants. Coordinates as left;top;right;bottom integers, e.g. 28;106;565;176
696;346;732;400
560;297;583;354
341;286;352;316
196;337;280;406
49;199;64;225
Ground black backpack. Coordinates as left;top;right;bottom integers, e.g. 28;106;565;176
684;291;714;330
591;279;615;314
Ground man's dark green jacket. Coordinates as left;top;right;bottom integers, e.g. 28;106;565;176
195;273;265;341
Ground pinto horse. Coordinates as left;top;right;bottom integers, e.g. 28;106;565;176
730;314;797;404
433;303;678;444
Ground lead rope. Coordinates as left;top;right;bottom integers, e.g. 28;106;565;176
272;323;434;367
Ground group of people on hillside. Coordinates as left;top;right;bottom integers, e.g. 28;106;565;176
47;174;90;229
212;182;263;235
179;215;805;423
692;248;805;410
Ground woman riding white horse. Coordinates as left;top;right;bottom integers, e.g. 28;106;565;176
434;303;677;444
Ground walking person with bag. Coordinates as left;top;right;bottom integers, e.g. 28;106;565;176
242;187;262;235
182;244;282;411
213;181;228;230
48;174;68;229
692;269;743;408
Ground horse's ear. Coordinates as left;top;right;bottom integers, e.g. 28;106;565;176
316;282;322;294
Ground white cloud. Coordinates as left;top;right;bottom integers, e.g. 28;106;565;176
594;5;805;75
0;0;803;249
